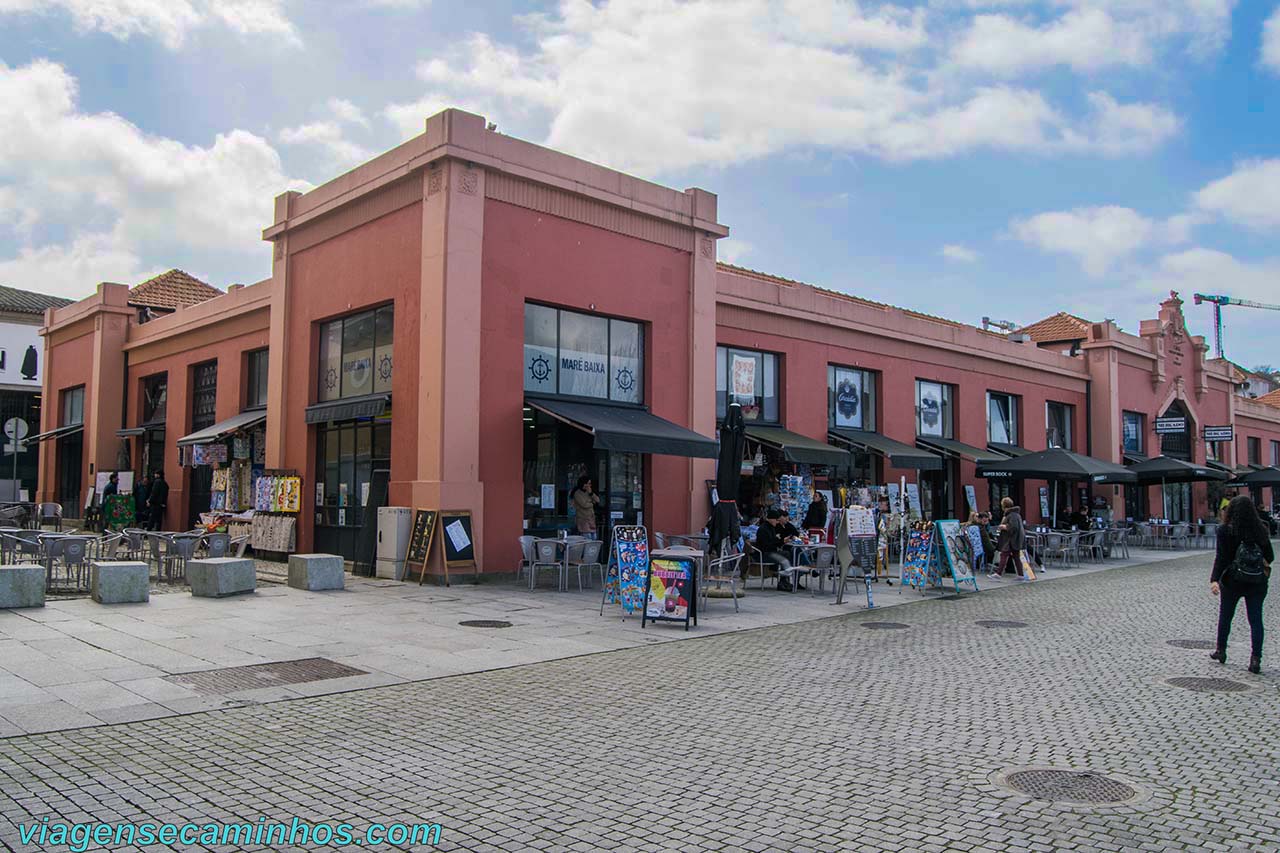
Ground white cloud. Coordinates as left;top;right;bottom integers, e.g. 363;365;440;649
365;0;430;7
1136;248;1280;307
0;0;298;49
382;2;1182;175
717;239;754;265
0;229;157;300
1011;206;1166;276
0;59;308;295
941;244;980;262
1265;7;1280;73
1195;159;1280;230
327;98;369;128
279;122;372;167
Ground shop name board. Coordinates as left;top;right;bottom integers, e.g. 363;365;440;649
1154;417;1186;434
560;356;605;375
1203;425;1234;442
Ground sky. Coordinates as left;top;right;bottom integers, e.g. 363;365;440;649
1;0;1278;370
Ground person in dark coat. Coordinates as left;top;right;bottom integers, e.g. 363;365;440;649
147;470;169;530
990;498;1026;580
101;473;119;499
134;475;150;525
802;492;829;531
756;508;803;591
977;511;996;567
1210;495;1274;674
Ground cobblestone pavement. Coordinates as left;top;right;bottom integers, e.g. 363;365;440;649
1;551;1277;852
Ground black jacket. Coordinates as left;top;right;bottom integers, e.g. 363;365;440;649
756;520;799;554
149;478;169;508
1211;524;1274;584
802;501;828;530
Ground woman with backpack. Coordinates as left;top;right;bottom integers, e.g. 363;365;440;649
1210;495;1274;674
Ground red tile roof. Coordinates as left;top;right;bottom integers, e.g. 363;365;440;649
1255;388;1280;408
0;284;74;315
128;269;221;310
1016;312;1092;343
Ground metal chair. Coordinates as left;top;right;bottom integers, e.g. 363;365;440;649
567;539;605;590
120;528;147;560
97;532;124;561
701;541;743;612
1081;530;1106;562
203;532;231;558
653;532;668;550
1105;527;1130;559
146;533;174;580
1041;533;1069;568
743;542;770;589
230;535;250;558
516;535;535;585
58;536;92;592
1199;522;1219;549
530;538;566;591
1169;523;1191;550
37;502;63;531
166;534;201;582
810;544;837;594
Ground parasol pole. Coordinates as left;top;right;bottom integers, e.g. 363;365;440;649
1052;478;1058;528
1161;476;1168;521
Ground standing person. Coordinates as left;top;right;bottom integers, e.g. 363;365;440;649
134;474;150;526
990;497;1026;580
570;476;600;540
802;491;829;532
147;470;169;531
1210;495;1274;674
977;512;996;568
101;473;119;499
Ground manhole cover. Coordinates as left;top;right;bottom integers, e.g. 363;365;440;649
1165;676;1250;693
1003;769;1137;804
976;620;1029;629
458;620;513;629
1166;639;1216;650
163;658;367;694
860;622;909;630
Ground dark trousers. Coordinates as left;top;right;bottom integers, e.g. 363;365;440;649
1217;581;1267;658
148;505;165;531
997;549;1024;576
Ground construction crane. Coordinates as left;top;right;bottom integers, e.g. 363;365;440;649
1192;293;1280;359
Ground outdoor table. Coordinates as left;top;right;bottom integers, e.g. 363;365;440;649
787;542;835;594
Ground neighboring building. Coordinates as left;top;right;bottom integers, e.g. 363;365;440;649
0;284;73;499
37;108;1280;574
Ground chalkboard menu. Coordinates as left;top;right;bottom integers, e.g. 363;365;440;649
439;510;475;569
602;525;648;617
406;510;438;564
642;556;696;631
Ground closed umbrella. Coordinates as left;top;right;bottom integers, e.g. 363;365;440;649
708;403;745;554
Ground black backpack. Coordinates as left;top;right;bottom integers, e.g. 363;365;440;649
1230;540;1269;585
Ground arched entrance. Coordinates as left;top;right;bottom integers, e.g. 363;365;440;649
1158;401;1193;522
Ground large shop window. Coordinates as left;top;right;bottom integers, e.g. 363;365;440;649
987;392;1018;445
143;374;167;424
245;349;269;409
316;420;391;533
1272;440;1280;467
1248;436;1262;466
523;304;642;404
716;346;778;422
1122;411;1145;455
1046;401;1074;450
827;366;876;431
318;304;394;402
915;380;953;439
191;362;218;431
61;385;84;427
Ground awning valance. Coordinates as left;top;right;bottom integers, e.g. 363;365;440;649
23;424;83;444
990;442;1031;458
529;398;718;458
304;394;389;425
176;411;266;447
830;429;943;471
116;427;146;437
916;436;1008;465
744;425;849;467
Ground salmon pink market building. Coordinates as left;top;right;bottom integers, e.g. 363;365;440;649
32;109;1280;577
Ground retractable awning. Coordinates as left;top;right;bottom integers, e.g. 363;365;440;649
744;425;849;467
116;427;146;437
990;442;1031;458
176;411;266;447
304;393;389;425
528;398;718;458
916;436;1008;465
830;428;943;471
1122;451;1149;465
23;424;83;444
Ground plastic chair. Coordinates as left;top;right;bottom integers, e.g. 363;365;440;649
166;535;201;582
530;539;565;591
566;539;605;590
701;541;743;612
230;535;250;558
1081;530;1106;562
97;532;124;561
1169;523;1191;550
37;502;63;531
59;536;92;591
516;535;535;585
120;528;147;560
1199;522;1218;549
1042;533;1069;568
203;532;231;558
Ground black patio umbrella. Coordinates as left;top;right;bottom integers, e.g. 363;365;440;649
976;447;1135;527
1128;455;1228;520
1230;466;1280;487
708;403;745;554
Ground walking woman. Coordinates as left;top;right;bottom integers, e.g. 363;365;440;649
570;476;601;540
990;497;1026;580
1210;495;1274;674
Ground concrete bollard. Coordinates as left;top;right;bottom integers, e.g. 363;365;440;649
187;557;256;598
287;553;345;591
91;561;150;604
0;564;45;609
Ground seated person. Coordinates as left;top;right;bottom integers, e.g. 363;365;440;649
756;508;804;591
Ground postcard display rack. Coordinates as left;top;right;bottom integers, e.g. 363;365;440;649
778;473;812;527
249;469;302;555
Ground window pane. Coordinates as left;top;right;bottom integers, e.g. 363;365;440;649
762;354;778;422
728;350;762;420
716;347;726;420
373;422;391;461
831;367;864;429
609;319;642;403
863;372;876;432
557;311;609;398
988;395;1010;444
373;305;394;394
319;321;342;402
917;381;944;437
523;304;558;394
341;311;376;398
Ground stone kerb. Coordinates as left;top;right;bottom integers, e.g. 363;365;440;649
187;557;256;598
90;561;149;604
287;553;345;591
0;564;45;608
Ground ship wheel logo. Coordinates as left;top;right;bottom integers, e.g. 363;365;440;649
615;366;635;394
324;367;338;390
528;354;552;384
378;354;393;382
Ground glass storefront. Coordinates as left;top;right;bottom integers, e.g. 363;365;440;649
315;417;392;559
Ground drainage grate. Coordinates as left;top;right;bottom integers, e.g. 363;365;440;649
1165;676;1250;693
1166;639;1216;650
1003;769;1137;804
164;658;367;694
976;620;1029;629
458;620;513;629
860;622;909;630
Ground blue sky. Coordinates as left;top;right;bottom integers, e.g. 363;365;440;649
1;0;1278;370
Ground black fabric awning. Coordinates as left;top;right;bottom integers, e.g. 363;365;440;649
744;425;849;467
990;442;1031;458
1127;455;1228;484
1206;459;1233;474
917;436;1008;465
1123;452;1149;465
976;447;1136;483
830;428;943;470
116;427;146;437
1231;466;1280;485
529;398;718;458
24;424;83;444
177;411;266;446
304;394;389;425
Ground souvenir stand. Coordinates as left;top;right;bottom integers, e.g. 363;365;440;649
250;469;302;557
185;421;266;533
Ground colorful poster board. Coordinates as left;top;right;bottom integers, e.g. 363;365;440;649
934;520;979;592
846;506;876;538
642;556;695;631
1039;486;1051;519
901;526;934;591
603;525;648;616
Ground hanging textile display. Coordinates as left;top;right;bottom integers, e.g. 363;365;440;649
255;475;273;511
280;476;301;512
233;436;250;460
250;514;297;552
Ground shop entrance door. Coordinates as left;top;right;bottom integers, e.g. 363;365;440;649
57;433;83;512
919;462;953;521
188;466;212;529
